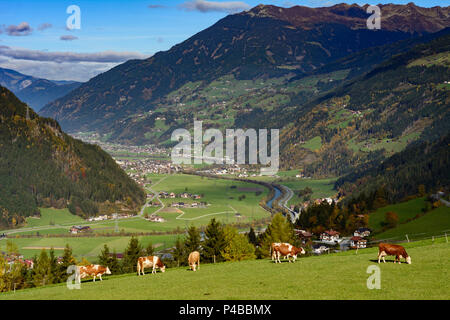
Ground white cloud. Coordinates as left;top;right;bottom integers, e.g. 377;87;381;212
179;0;250;13
0;46;150;81
0;46;147;63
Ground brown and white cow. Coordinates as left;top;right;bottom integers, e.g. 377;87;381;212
77;265;111;282
188;251;200;272
378;243;411;264
137;256;166;275
272;243;305;263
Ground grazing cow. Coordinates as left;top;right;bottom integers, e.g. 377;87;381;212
378;243;411;264
77;265;111;282
188;251;200;272
272;243;305;263
137;256;166;275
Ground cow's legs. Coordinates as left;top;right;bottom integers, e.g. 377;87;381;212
99;274;103;281
93;276;96;282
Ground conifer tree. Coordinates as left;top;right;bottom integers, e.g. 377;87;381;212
109;250;121;274
184;225;202;253
33;249;50;287
172;236;186;268
98;244;111;267
122;237;143;274
203;218;226;263
48;248;58;285
58;244;76;283
248;227;258;246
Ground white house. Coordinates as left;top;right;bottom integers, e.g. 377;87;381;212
350;236;367;249
354;227;371;238
320;230;340;242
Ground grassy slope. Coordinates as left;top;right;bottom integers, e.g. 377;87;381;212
1;239;448;300
369;197;427;233
24;208;84;228
374;206;450;241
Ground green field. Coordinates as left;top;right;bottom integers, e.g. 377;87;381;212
2;173;270;237
369;197;427;233
0;234;179;261
279;178;337;206
24;208;84;228
145;173;270;229
374;206;450;241
1;239;448;300
302;136;322;151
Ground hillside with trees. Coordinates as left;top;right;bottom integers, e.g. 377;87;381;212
0;86;146;228
280;31;450;177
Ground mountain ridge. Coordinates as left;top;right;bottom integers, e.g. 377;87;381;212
40;3;449;134
0;67;82;111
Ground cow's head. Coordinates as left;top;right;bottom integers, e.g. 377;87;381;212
160;265;166;273
106;267;112;275
406;256;411;264
300;247;306;255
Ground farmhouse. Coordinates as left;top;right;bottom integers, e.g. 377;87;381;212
312;244;330;255
147;214;166;223
295;229;313;244
70;226;91;234
320;230;340;242
350;236;367;249
354;227;371;238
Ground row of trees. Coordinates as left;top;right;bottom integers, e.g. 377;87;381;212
0;244;76;292
0;213;300;293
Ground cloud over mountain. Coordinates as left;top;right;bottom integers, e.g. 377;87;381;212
0;46;149;81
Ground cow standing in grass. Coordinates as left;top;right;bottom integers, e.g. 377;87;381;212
137;256;166;275
271;243;305;263
77;265;111;282
378;243;412;264
188;251;200;272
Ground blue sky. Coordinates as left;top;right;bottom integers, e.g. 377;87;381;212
0;0;448;81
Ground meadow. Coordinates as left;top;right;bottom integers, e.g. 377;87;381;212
374;206;450;241
0;234;180;261
1;239;448;300
368;197;427;233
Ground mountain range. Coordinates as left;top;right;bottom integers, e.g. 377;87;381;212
40;3;450;135
0;67;81;112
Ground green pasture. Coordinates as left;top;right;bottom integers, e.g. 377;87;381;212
374;206;450;241
369;197;427;233
0;234;180;261
2;239;448;300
